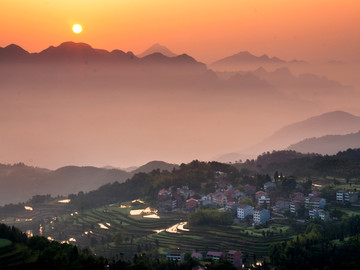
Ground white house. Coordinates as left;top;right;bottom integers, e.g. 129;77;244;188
166;251;184;262
237;204;254;219
258;195;271;208
253;209;270;224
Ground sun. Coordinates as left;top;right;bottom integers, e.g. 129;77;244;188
72;24;83;34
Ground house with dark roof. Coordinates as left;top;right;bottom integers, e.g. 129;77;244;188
206;251;225;260
166;251;184;262
264;182;277;193
186;198;198;212
191;252;203;260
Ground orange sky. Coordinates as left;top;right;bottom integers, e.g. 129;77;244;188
1;0;360;63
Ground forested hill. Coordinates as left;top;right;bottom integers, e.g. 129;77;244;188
66;149;360;210
233;148;360;177
0;160;179;206
130;161;179;174
0;223;106;269
68;161;240;210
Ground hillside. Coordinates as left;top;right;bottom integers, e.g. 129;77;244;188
288;131;360;154
243;111;360;156
0;163;130;205
233;149;360;177
0;223;105;269
0;160;182;206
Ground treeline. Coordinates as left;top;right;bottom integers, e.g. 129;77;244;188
188;209;233;226
0;223;239;270
235;148;360;178
68;161;242;210
0;223;106;270
111;254;237;270
269;215;360;269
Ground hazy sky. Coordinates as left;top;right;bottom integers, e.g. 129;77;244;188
1;0;360;63
1;0;360;169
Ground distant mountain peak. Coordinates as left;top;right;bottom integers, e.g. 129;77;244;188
41;41;96;54
58;41;93;48
211;51;286;69
131;160;179;174
210;51;307;71
138;43;177;58
5;43;25;50
0;43;29;57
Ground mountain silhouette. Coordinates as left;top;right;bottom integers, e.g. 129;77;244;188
243;111;360;155
210;51;305;71
137;43;177;58
0;160;182;205
140;52;205;68
35;41;138;64
0;42;205;69
0;44;30;61
0;164;131;205
287;131;360;155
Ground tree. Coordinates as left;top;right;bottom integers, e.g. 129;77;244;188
114;232;123;246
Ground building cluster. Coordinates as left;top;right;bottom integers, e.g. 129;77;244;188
157;186;196;212
336;190;358;204
166;250;243;269
275;191;329;220
157;174;359;223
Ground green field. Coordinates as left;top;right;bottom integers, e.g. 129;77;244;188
0;238;12;249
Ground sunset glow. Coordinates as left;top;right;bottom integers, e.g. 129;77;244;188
1;0;359;63
0;0;359;170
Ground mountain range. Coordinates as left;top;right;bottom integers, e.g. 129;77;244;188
217;111;360;162
1;41;359;171
245;110;360;153
0;42;205;71
0;161;178;206
210;51;306;71
0;42;350;91
288;130;360;155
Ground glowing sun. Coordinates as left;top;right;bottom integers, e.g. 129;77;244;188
72;24;83;34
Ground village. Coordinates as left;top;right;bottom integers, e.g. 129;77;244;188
157;172;359;269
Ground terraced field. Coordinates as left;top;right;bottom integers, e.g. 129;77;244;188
42;201;292;260
148;224;290;258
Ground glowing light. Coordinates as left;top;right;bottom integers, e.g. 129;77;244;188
132;199;145;204
58;199;71;203
144;214;160;219
166;222;189;234
72;24;82;34
98;223;109;229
